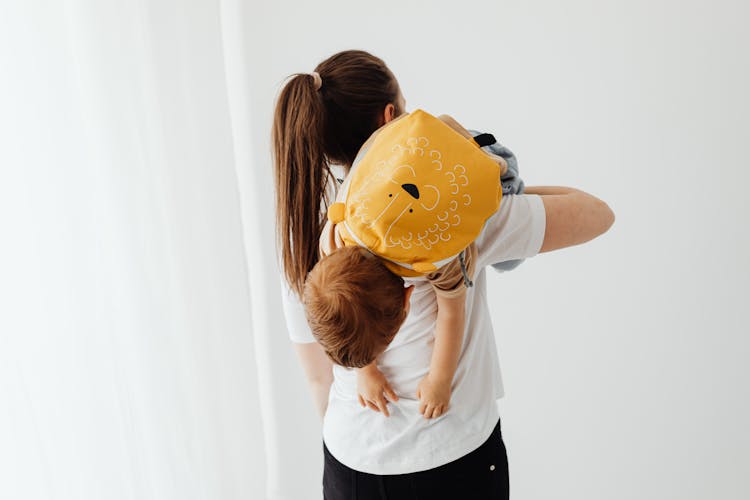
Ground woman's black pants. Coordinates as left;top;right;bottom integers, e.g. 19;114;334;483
322;416;509;499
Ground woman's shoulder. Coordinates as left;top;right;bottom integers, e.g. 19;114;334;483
279;276;318;344
473;194;547;268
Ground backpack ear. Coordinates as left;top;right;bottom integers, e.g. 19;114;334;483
327;203;346;223
412;262;438;274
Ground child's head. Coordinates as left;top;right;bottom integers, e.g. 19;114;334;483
303;246;413;368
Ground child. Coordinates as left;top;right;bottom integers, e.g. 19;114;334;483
303;110;522;419
305;237;477;420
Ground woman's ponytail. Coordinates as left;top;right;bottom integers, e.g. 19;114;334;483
272;50;403;297
272;73;331;296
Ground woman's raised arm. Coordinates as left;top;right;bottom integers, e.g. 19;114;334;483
524;186;615;252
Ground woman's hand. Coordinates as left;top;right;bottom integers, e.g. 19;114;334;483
356;363;399;417
416;372;452;419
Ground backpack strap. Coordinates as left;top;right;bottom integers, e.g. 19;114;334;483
458;250;473;288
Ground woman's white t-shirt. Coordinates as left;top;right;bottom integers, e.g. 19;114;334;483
281;179;546;474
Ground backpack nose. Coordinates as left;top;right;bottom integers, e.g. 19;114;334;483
401;183;420;199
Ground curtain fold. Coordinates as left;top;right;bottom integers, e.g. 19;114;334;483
217;2;324;497
0;1;295;498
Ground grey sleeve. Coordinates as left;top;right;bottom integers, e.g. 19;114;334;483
467;129;525;196
468;129;527;272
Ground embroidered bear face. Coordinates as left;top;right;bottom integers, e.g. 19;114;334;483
329;109;501;275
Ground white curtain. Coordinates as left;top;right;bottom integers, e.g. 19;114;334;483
0;2;313;499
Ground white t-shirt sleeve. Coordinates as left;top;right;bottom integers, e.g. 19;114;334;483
280;168;347;345
474;193;547;269
280;278;317;344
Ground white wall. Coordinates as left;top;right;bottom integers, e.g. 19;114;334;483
250;1;749;499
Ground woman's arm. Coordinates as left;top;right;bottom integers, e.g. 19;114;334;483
292;341;334;421
281;276;334;421
524;186;615;252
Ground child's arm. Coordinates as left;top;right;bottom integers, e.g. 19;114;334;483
356;361;399;417
416;292;466;419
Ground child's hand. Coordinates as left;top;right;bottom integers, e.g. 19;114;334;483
356;364;399;417
437;114;508;174
416;372;452;419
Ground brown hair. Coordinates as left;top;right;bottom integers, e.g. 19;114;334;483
271;50;403;296
302;246;407;367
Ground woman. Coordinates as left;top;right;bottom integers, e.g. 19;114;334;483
272;50;614;499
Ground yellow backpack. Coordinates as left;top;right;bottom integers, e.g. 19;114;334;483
327;109;502;277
